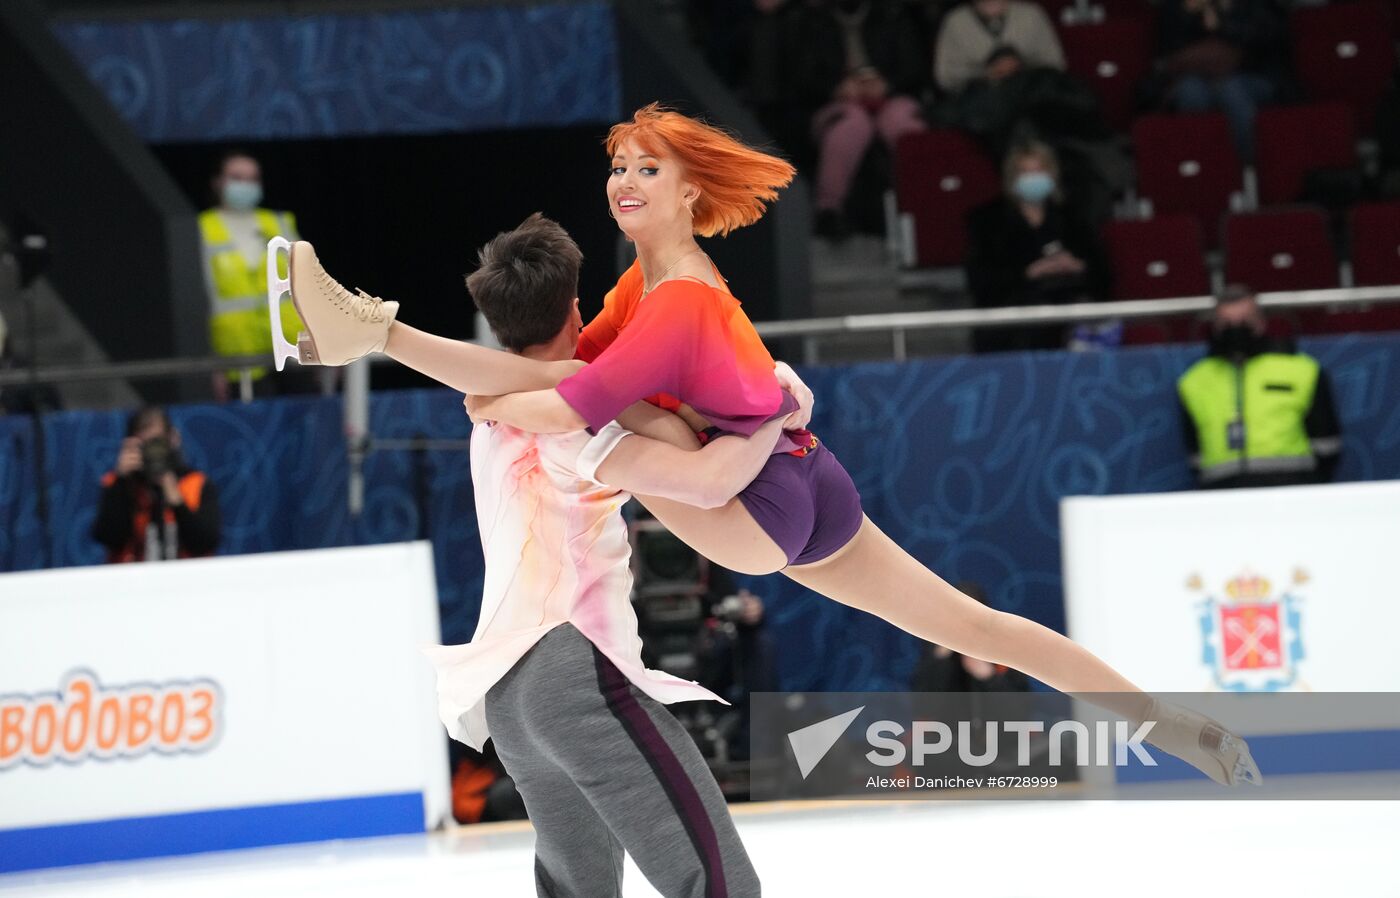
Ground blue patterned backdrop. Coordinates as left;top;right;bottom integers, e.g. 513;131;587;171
52;3;620;143
3;335;1397;690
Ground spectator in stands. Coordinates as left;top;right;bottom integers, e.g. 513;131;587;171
93;407;221;562
778;0;929;241
1178;285;1343;489
911;582;1030;692
964;140;1108;353
1152;0;1289;160
199;150;306;400
697;569;778;761
448;741;526;825
933;0;1064;96
933;46;1126;223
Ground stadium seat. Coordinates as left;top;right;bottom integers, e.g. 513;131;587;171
1057;18;1153;130
1104;215;1210;300
894;130;1001;268
1042;0;1154;24
1351;201;1400;287
1105;215;1210;345
1254;104;1358;206
1322;201;1400;333
1223;208;1339;294
1132;113;1241;242
1291;0;1395;131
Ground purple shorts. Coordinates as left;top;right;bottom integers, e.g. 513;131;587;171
736;444;864;567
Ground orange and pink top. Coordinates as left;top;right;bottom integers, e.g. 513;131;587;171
557;260;813;453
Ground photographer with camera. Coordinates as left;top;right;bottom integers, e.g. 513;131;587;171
697;567;778;762
92;407;221;562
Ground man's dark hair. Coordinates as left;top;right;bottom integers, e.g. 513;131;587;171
214;148;257;178
465;213;583;352
1216;283;1256;306
126;406;170;438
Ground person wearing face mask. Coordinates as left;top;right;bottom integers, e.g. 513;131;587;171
1178;285;1343;489
964;140;1108;353
198;150;304;400
92;406;221;562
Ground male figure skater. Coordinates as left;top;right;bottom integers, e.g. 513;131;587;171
422;215;785;897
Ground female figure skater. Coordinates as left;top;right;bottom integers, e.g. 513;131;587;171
280;105;1258;787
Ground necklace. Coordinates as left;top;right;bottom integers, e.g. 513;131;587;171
641;248;707;298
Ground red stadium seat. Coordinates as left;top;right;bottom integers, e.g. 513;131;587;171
1104;215;1210;299
1132;113;1241;243
1224;207;1339;293
1105;215;1210;345
1351;201;1400;286
1041;0;1154;24
895;130;1001;268
1058;18;1152;130
1291;1;1395;131
1325;201;1400;333
1254;104;1358;206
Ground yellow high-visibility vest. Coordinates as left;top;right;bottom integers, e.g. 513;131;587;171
199;208;304;380
1178;353;1319;483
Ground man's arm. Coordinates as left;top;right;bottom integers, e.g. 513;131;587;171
92;478;135;553
593;415;788;509
1305;367;1343;482
172;479;221;556
471;387;586;434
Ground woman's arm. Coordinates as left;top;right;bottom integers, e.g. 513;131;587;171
383;322;582;397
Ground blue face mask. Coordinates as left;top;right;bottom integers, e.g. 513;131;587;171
1013;171;1055;204
222;180;263;211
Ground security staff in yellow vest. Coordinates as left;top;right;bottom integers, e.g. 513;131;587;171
199;151;305;400
1178;285;1342;489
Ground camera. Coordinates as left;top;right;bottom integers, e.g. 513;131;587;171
141;436;173;480
713;594;748;624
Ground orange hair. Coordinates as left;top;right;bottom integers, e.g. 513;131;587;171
606;104;796;238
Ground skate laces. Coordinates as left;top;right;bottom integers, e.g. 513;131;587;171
314;265;388;323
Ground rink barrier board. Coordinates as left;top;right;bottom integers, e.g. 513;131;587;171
0;791;424;874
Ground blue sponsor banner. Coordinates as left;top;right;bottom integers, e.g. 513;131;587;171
4;334;1398;689
0;791;424;873
52;3;621;142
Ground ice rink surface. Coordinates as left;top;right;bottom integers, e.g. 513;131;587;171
4;780;1397;898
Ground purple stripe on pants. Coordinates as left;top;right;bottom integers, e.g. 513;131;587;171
593;649;728;898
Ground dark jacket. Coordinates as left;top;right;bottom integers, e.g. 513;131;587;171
965;197;1109;308
778;2;930;113
938;66;1112;159
92;466;221;562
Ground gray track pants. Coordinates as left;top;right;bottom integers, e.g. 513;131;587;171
484;623;761;897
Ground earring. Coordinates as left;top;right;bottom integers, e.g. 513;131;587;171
607;206;616;220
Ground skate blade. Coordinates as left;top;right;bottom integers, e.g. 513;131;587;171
266;236;299;370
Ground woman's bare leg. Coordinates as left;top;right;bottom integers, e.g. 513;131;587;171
635;495;787;576
382;322;578;396
783;516;1153;723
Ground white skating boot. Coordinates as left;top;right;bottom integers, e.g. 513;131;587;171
1144;698;1263;786
267;237;399;369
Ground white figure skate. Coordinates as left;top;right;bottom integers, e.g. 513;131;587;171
266;236;399;369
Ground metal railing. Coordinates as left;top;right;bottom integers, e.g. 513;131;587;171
3;285;1398;390
755;285;1400;364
